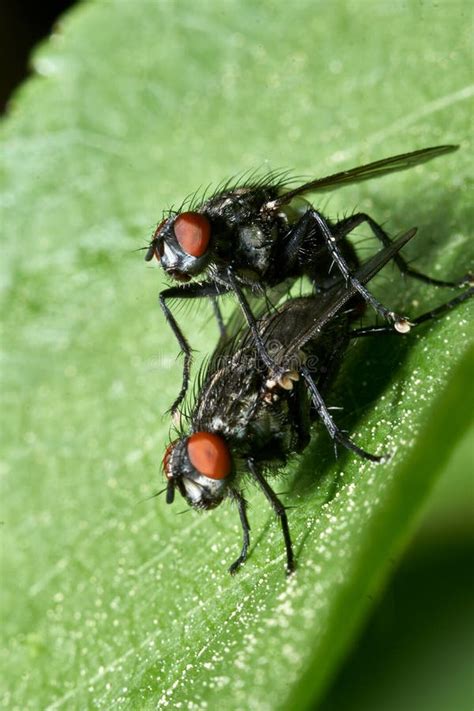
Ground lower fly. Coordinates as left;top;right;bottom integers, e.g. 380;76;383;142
160;232;473;574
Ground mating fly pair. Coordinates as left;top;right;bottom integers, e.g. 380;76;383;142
146;145;470;415
147;146;472;573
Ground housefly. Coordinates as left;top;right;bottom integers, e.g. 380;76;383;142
146;145;470;414
161;230;473;574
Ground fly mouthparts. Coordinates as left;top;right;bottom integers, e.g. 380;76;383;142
144;243;156;261
166;479;175;504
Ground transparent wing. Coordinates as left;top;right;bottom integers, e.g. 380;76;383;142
271;145;458;207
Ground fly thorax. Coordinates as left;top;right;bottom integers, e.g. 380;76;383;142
237;223;276;274
248;403;294;457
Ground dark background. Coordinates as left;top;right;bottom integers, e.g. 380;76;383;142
0;0;75;113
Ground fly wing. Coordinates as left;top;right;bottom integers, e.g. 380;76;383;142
272;227;418;359
270;145;458;208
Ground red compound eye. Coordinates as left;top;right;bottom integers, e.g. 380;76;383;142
173;212;211;258
187;432;231;480
162;441;176;479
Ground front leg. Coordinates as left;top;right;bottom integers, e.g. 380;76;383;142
228;491;251;574
247;458;295;575
159;281;230;414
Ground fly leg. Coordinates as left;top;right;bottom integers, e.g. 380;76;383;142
287;380;312;453
334;213;472;288
279;210;358;290
287;209;410;328
300;365;383;462
211;297;227;339
350;287;473;338
310;210;412;327
228;492;251;574
247;458;295;574
226;268;290;383
160;281;231;414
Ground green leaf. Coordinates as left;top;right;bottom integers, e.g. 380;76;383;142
319;426;474;711
1;1;473;709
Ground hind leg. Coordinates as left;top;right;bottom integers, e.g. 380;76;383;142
349;288;473;338
334;213;471;288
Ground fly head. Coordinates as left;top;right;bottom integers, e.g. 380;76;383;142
145;212;212;282
163;431;233;510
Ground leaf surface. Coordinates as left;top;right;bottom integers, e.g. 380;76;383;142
1;1;473;708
